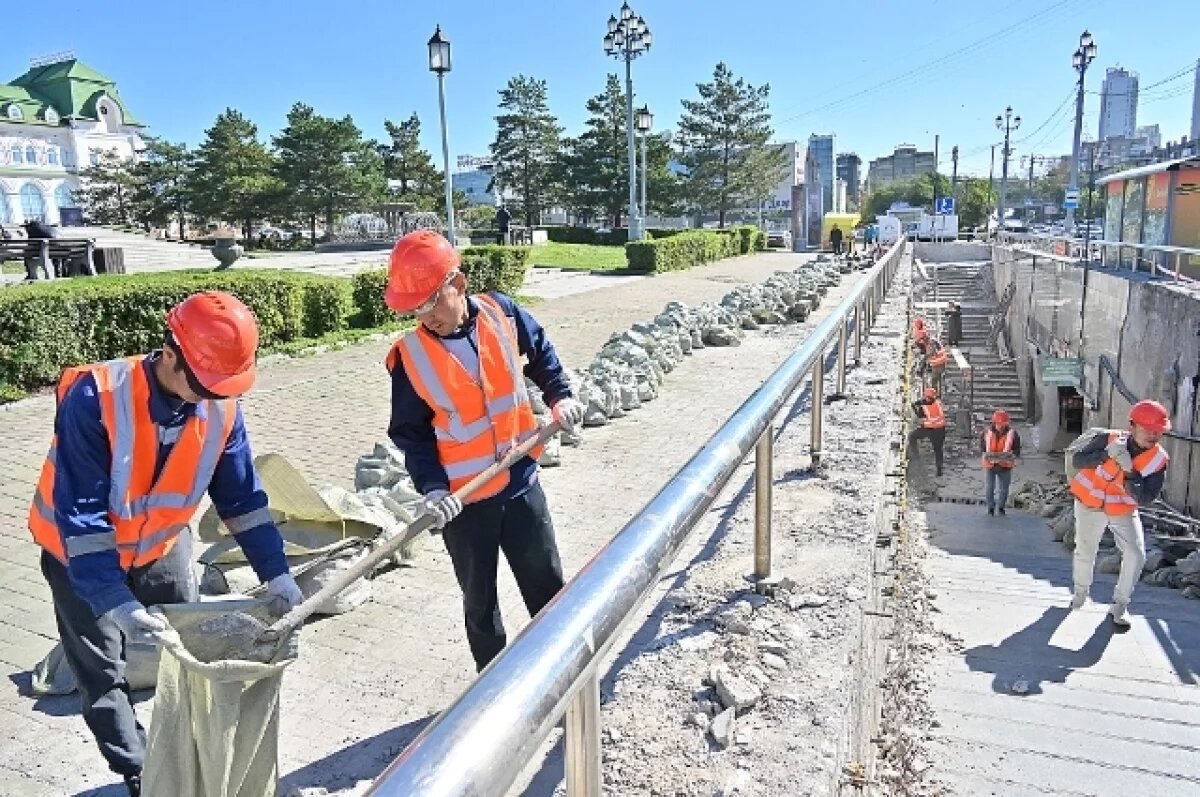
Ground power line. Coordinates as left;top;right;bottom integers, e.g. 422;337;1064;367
773;0;1082;124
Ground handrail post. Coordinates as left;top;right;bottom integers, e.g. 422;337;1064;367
854;302;863;365
836;318;848;393
753;424;773;579
1176;251;1183;283
811;360;824;465
564;672;602;797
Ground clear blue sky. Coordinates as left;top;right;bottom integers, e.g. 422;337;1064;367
7;0;1197;179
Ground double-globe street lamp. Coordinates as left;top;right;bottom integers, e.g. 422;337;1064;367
428;25;456;246
635;105;653;225
1066;30;1097;236
995;106;1021;236
604;2;652;241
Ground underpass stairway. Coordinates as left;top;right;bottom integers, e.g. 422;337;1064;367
928;262;1026;425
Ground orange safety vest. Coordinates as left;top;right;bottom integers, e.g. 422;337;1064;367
982;427;1016;470
29;356;236;569
922;400;946;429
388;295;544;503
927;339;949;368
1069;432;1169;516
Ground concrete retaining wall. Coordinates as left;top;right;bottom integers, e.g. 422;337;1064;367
913;242;991;262
993;246;1200;509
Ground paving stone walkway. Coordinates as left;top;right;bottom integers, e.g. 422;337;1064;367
0;250;873;795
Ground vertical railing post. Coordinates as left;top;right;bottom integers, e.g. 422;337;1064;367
854;302;863;365
1175;251;1183;283
836;317;848;394
564;673;602;797
811;360;824;465
754;425;773;579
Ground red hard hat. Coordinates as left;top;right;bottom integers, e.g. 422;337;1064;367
1129;399;1171;434
992;409;1010;426
913;317;926;331
924;387;938;400
386;230;460;313
166;291;259;396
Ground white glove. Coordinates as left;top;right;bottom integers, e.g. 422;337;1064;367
265;573;303;614
423;488;463;530
551;397;586;433
106;601;168;645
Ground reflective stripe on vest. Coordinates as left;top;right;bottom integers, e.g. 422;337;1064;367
982;427;1016;470
1069;432;1169;516
927;340;948;367
28;356;236;568
923;400;946;429
392;295;544;502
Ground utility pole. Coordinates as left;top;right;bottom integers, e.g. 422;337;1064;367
1028;155;1036;224
988;145;996;233
1067;30;1097;237
951;145;959;205
995;107;1021;236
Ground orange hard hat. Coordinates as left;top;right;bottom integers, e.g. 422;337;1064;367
166;291;259;396
1129;399;1171;434
924;387;938;400
386;230;460;313
992;409;1010;426
913;317;926;331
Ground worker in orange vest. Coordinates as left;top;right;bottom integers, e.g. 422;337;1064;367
1068;399;1171;628
915;335;949;394
383;230;585;671
909;387;947;476
28;292;301;797
981;409;1022;515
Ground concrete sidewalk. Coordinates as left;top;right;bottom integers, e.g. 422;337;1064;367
0;249;849;795
925;502;1200;796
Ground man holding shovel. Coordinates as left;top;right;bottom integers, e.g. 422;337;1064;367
385;230;585;671
28;291;302;797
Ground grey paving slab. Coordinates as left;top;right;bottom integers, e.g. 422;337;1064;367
925;501;1200;796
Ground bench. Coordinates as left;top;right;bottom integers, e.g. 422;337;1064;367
0;237;96;280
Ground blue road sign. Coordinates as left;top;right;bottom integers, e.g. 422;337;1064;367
935;196;955;215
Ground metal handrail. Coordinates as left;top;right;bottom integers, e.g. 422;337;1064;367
997;231;1200;283
366;241;905;796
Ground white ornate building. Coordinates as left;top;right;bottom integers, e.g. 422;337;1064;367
0;54;144;225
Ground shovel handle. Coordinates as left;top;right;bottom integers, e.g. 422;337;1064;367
259;421;565;643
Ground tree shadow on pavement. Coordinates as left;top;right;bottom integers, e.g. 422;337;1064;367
962;606;1114;696
277;713;436;794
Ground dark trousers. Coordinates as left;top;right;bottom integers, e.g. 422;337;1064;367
832;239;843;255
39;531;196;776
441;481;564;671
908;427;946;475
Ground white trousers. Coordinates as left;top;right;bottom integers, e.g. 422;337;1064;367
1073;499;1146;605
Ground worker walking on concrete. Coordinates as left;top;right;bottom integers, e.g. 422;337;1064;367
1068;399;1171;628
909;387;947;476
384;230;585;672
946;301;963;346
28;292;303;797
981;409;1021;515
915;331;949;394
830;224;844;255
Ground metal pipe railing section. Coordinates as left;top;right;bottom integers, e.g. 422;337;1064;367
997;232;1200;283
365;242;905;797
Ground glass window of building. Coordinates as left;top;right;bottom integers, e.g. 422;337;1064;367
20;184;46;222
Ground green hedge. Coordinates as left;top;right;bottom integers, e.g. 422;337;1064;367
734;225;767;254
624;229;743;273
0;270;354;396
351;245;531;329
542;226;630;246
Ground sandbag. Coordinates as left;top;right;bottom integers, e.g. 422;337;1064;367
33;634;162;696
142;601;297;797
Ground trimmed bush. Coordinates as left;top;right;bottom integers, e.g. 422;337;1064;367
0;270;354;396
623;230;743;273
542;226;629;246
350;245;531;330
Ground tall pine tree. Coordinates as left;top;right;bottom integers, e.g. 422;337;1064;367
273;103;385;240
676;63;778;227
380;113;443;210
188;109;281;238
491;75;562;226
558;74;629;227
130;137;192;238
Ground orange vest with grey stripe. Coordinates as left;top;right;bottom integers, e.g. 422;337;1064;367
28;357;236;568
926;339;948;367
1069;432;1168;516
387;295;545;503
982;427;1016;470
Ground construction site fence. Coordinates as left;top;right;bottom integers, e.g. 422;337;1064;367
364;241;907;796
997;231;1200;283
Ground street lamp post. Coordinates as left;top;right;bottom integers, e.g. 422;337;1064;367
604;3;652;241
428;25;455;246
1066;30;1097;237
635;105;652;226
995;106;1021;237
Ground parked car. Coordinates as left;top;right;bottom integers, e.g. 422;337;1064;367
766;227;793;250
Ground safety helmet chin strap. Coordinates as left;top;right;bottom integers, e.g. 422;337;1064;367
162;329;228;401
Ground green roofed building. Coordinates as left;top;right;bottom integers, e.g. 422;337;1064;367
0;53;145;226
